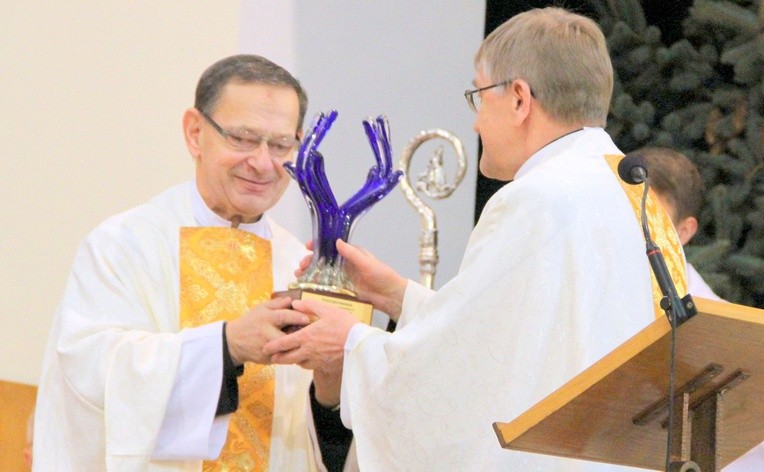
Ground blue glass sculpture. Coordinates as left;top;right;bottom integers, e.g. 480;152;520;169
284;110;403;296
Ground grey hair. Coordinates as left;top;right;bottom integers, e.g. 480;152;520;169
475;7;613;127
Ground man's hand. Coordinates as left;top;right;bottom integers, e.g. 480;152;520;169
225;297;310;365
336;240;407;321
312;362;344;408
295;240;406;321
263;299;360;371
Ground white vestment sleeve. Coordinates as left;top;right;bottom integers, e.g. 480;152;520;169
46;215;222;468
152;321;229;459
398;280;435;328
340;324;381;429
340;281;433;428
54;229;185;463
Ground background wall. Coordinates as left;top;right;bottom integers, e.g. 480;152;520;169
0;2;238;386
0;1;483;387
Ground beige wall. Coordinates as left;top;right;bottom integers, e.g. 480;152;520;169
0;2;238;385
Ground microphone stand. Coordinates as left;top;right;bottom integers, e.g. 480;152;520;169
636;179;699;472
637;184;696;325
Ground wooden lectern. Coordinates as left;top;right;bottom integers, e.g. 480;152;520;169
493;298;764;471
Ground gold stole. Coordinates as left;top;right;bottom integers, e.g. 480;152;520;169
179;227;275;471
604;154;688;318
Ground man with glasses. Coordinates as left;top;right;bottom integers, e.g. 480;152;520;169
34;55;355;471
264;8;687;470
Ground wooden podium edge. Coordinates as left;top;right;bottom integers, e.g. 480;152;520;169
493;315;671;447
694;296;764;324
493;297;763;449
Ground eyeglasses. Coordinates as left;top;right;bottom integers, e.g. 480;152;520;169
464;79;534;112
197;108;300;157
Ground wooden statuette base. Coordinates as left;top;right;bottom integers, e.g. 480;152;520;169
274;287;373;325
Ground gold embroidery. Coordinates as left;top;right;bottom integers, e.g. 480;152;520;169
179;227;275;471
604;154;688;318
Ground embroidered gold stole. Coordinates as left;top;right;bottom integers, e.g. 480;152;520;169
179;227;275;471
604;154;688;318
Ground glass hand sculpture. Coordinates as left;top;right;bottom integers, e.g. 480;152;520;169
284;110;403;295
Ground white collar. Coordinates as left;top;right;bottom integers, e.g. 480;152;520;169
190;182;272;240
515;127;603;180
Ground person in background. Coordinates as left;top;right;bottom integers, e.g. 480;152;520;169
34;54;354;472
264;8;687;470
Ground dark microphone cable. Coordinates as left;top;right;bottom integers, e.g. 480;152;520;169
617;154;697;471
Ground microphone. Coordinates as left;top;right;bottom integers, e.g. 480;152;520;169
617;154;647;185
